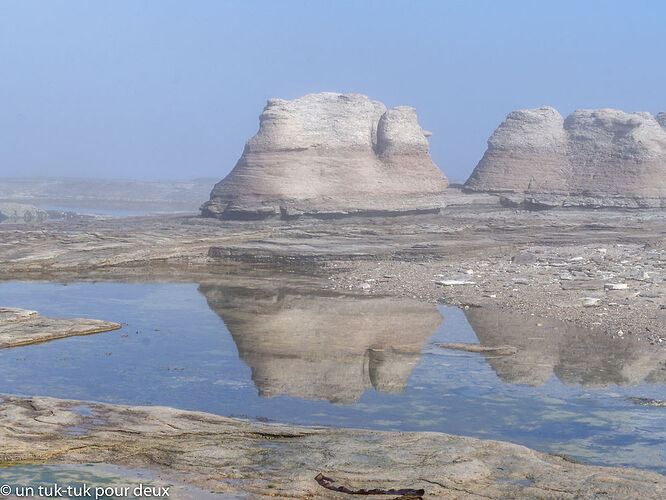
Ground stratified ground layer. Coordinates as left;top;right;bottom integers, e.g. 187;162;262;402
0;190;663;343
0;395;664;499
0;307;120;348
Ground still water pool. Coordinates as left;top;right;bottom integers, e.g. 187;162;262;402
0;280;664;474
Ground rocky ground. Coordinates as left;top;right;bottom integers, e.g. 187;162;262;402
1;191;663;345
1;395;664;499
0;307;120;349
1;192;665;496
322;238;666;346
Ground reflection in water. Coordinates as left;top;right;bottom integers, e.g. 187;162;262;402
202;281;665;404
463;309;666;388
200;284;443;404
1;281;664;473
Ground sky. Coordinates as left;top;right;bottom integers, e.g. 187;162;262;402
1;1;665;183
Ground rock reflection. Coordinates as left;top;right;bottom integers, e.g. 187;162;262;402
462;309;666;388
199;282;443;403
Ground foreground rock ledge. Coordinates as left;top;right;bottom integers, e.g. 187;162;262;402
0;307;120;348
0;396;663;499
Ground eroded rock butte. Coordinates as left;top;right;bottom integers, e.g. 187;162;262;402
465;107;666;208
201;92;449;219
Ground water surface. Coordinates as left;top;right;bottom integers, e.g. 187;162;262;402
0;281;664;473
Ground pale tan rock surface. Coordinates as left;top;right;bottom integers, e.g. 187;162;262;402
0;207;663;343
0;307;120;348
465;107;666;208
656;112;666;130
0;395;664;499
201;92;448;219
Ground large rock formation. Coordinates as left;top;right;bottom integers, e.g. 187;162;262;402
465;107;666;208
201;92;448;219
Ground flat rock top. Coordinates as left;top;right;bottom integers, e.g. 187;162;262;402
0;395;664;499
247;92;388;152
0;307;120;348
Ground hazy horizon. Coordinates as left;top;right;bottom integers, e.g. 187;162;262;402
2;0;665;183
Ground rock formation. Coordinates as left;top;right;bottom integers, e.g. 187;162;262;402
201;92;448;219
0;202;47;223
465;107;666;208
199;282;442;403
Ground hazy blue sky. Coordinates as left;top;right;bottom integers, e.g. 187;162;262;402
1;1;665;182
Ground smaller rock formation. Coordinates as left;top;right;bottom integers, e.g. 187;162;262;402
465;107;666;208
202;92;448;219
0;307;121;348
0;202;47;223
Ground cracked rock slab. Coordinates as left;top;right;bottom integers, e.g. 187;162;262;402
0;307;121;348
0;395;664;499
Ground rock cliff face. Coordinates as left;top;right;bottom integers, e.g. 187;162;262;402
201;92;448;219
465;107;666;208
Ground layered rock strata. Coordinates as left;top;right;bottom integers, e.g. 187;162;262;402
0;202;47;223
465;107;666;208
201;92;449;219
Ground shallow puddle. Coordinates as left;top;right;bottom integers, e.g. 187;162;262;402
0;281;664;473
